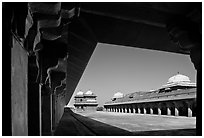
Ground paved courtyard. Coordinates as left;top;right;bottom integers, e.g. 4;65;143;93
77;111;196;135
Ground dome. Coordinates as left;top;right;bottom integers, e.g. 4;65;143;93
76;91;84;95
113;92;124;98
167;74;190;84
85;90;93;95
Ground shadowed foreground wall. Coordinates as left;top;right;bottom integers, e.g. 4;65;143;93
11;37;28;135
54;92;66;128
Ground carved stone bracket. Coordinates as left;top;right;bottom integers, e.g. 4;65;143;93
166;16;201;70
46;56;68;94
36;39;68;84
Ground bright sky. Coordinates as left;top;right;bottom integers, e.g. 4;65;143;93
68;43;196;107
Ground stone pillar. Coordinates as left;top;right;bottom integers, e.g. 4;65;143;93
129;106;131;113
188;107;192;117
175;107;179;116
133;105;136;113
158;108;161;115
187;102;193;117
150;108;153;115
143;108;146;114
167;16;201;133
125;107;127;113
138;107;141;114
27;56;41;136
173;102;179;116
167;107;171;116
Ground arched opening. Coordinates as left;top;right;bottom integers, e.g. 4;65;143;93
130;105;133;113
139;104;144;114
179;101;188;117
146;105;150;114
161;103;167;115
153;107;158;115
170;106;175;116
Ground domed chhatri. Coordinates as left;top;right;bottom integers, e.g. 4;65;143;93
76;90;84;96
85;90;93;95
113;92;124;99
74;90;98;112
167;74;190;84
162;73;196;89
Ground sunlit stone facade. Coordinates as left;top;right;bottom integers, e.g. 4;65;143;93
74;90;98;111
104;74;196;117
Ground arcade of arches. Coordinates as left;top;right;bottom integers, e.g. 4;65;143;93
104;74;196;117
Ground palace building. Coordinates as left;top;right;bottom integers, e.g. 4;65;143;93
104;73;196;117
74;90;98;111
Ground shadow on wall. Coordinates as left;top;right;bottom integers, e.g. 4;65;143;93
54;108;196;136
132;128;196;136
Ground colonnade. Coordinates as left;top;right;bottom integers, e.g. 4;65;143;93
104;99;196;117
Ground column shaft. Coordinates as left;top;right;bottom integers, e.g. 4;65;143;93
158;108;161;115
143;108;146;114
188;107;192;117
138;108;141;114
150;108;153;114
167;107;171;116
175;107;179;116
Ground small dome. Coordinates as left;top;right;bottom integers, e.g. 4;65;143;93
76;91;84;95
113;92;124;99
167;74;190;84
85;90;93;95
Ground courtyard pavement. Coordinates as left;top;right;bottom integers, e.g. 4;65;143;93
55;109;196;136
77;111;196;135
